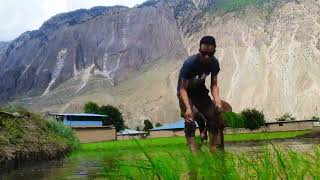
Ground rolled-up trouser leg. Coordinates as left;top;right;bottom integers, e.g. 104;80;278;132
191;93;224;133
177;93;213;137
184;121;197;137
191;92;225;150
193;110;206;134
178;94;197;137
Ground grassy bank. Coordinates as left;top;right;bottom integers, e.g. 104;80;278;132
0;107;79;170
207;0;286;18
66;130;318;179
224;130;312;142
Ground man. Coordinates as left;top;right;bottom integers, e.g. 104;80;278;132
177;36;224;154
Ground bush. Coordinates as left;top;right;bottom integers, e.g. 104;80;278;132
1;104;16;113
46;118;80;150
276;113;296;121
241;109;265;130
155;123;162;127
0;117;24;145
222;112;244;128
311;116;320;121
143;119;154;131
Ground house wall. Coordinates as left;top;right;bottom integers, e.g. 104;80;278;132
149;130;175;138
266;121;314;132
149;128;266;138
224;127;267;134
73;127;116;143
117;135;135;141
148;121;315;139
149;130;200;138
172;130;186;136
117;135;147;141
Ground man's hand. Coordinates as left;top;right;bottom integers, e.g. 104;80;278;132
213;100;223;114
184;108;193;122
211;75;223;114
215;100;222;109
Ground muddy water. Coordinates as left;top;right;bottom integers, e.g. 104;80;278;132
1;137;319;180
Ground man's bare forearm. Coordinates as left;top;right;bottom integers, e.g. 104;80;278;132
211;85;221;107
180;88;192;110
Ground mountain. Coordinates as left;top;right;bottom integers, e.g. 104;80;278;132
0;41;9;62
1;0;320;127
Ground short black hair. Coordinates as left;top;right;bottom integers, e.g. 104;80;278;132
200;36;216;47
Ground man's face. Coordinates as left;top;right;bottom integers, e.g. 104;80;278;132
199;44;216;64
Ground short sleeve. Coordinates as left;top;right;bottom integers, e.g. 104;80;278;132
211;58;220;76
180;61;194;79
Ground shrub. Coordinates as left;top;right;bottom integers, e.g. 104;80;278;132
241;109;265;130
1;104;16;113
222;112;244;128
276;113;296;121
143;119;154;131
46;118;80;150
0;117;24;145
155;123;162;127
311;116;320;121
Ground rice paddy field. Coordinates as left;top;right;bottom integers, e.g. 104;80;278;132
2;130;320;180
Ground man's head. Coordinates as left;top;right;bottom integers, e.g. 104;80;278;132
199;36;216;64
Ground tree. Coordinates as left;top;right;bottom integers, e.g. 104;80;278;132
155;122;162;127
136;126;140;131
241;109;265;130
143;119;154;131
84;102;99;114
98;105;125;132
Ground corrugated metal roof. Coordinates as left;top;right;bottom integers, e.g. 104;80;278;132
49;113;108;117
151;118;199;131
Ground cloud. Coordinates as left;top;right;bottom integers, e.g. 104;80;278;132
0;0;147;41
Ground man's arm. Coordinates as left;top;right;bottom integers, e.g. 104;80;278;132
211;74;222;109
179;79;193;121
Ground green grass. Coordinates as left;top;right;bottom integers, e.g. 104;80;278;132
76;130;312;152
64;130;318;179
208;0;285;17
223;112;245;128
225;130;312;142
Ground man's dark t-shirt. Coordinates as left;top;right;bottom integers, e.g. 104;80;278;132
177;54;220;96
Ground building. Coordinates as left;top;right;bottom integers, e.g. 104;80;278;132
117;129;148;140
48;113;116;143
48;113;107;126
149;118;318;138
149;119;200;138
265;120;317;132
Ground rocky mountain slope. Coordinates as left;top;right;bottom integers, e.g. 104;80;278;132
1;0;319;127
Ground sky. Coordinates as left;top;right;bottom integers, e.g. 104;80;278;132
0;0;147;41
